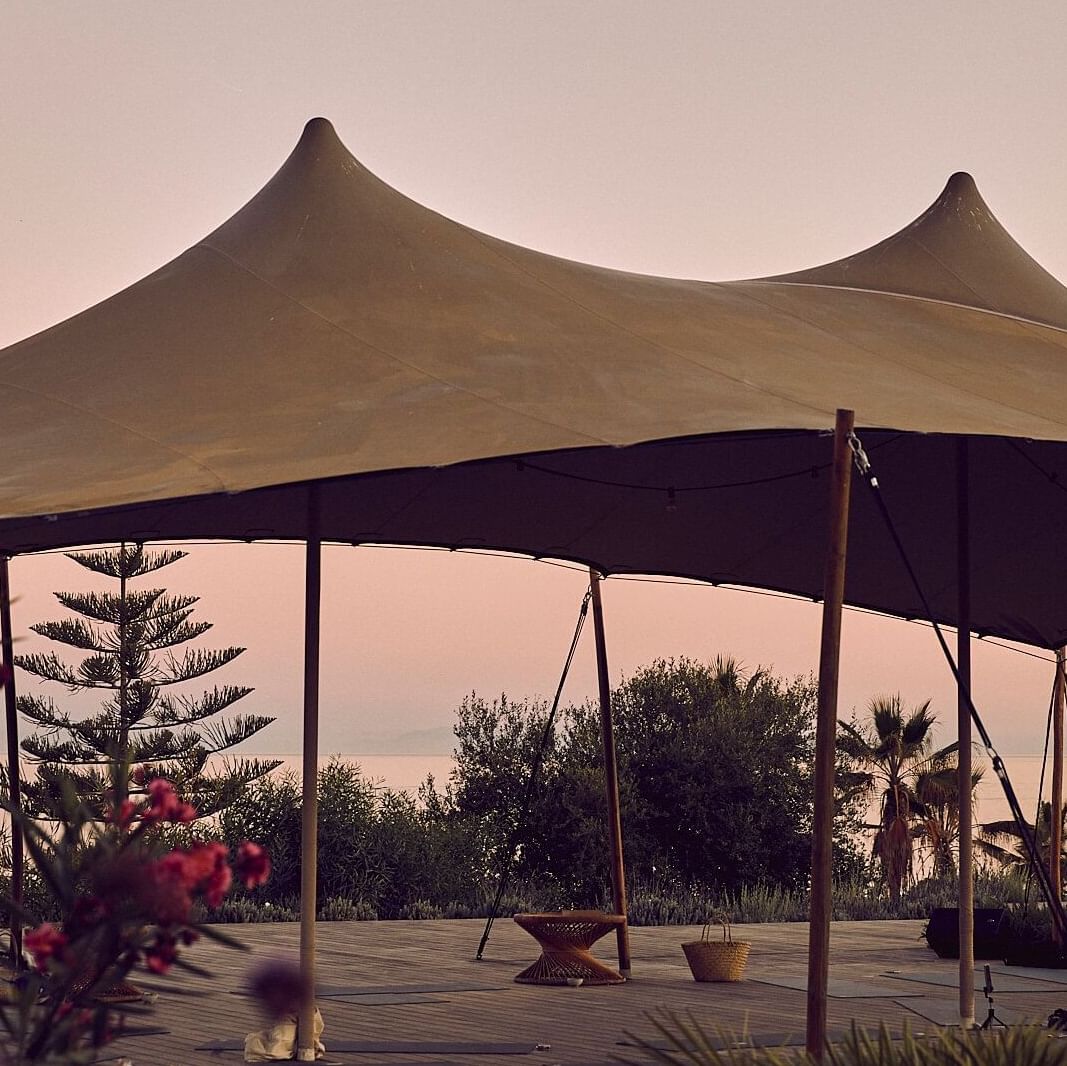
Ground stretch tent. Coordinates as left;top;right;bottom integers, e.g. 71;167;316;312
4;118;1067;1052
2;121;1067;644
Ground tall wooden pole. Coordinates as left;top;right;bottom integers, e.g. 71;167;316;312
956;438;975;1027
298;494;322;1062
589;569;632;977
805;409;854;1061
0;556;24;965
1052;646;1065;943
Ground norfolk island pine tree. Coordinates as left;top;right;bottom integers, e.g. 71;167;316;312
13;544;279;819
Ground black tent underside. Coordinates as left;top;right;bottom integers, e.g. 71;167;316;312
3;429;1063;649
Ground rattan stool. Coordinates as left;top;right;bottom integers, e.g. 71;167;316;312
513;910;626;985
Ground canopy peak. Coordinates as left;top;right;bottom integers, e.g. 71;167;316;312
759;171;1067;330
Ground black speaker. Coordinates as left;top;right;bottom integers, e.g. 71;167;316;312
924;908;1005;960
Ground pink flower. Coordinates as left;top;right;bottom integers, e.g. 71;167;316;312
159;841;232;908
144;932;178;974
24;923;68;971
143;778;196;823
235;841;271;889
106;798;137;829
142;860;194;925
198;849;233;908
67;895;107;936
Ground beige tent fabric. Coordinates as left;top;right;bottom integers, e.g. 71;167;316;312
4;119;1067;646
2;118;1067;523
765;171;1067;329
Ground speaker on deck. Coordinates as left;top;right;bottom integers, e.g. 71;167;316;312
923;908;1006;960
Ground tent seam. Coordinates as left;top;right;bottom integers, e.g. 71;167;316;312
904;235;995;312
458;230;837;423
731;285;1067;436
0;380;229;495
754;280;1067;338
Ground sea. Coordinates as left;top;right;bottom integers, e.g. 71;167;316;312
6;751;1055;829
245;751;1053;828
251;753;456;796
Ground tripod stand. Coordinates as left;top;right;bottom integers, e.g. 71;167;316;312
978;965;1007;1030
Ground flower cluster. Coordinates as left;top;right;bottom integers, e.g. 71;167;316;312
23;923;67;972
21;778;272;985
105;775;197;829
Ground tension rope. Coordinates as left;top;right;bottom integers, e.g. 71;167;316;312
1021;667;1057;915
475;586;593;960
848;430;1067;944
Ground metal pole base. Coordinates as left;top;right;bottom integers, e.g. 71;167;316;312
978;966;1006;1030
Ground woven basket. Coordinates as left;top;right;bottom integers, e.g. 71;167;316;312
681;919;750;982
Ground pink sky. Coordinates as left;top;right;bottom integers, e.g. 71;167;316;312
3;2;1065;754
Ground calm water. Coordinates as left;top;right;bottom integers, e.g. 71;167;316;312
7;751;1058;825
251;751;1057;828
962;753;1054;826
257;753;456;796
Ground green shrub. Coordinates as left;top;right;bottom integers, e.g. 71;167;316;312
218;771;303;899
319;897;377;921
396;899;443;920
205;897;299;923
622;869;1029;928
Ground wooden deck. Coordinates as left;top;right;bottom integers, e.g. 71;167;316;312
98;918;1067;1064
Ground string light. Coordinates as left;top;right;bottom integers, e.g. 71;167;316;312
6;536;1058;666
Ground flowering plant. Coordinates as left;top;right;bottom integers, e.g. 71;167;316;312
0;769;270;1064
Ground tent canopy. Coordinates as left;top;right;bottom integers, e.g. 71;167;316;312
3;118;1067;646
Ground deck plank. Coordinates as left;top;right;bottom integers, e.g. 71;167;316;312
89;918;1067;1064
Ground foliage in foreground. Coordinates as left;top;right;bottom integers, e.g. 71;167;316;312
0;775;271;1064
615;1015;1067;1066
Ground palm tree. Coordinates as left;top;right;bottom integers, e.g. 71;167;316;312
913;751;983;880
836;695;962;901
978;800;1066;882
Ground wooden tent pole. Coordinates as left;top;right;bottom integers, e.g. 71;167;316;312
956;438;975;1027
805;409;854;1061
0;556;24;965
589;569;632;977
1052;646;1065;943
298;494;322;1061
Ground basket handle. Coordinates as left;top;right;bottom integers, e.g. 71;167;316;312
701;916;733;943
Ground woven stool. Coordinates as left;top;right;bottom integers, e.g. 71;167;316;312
513;910;626;985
